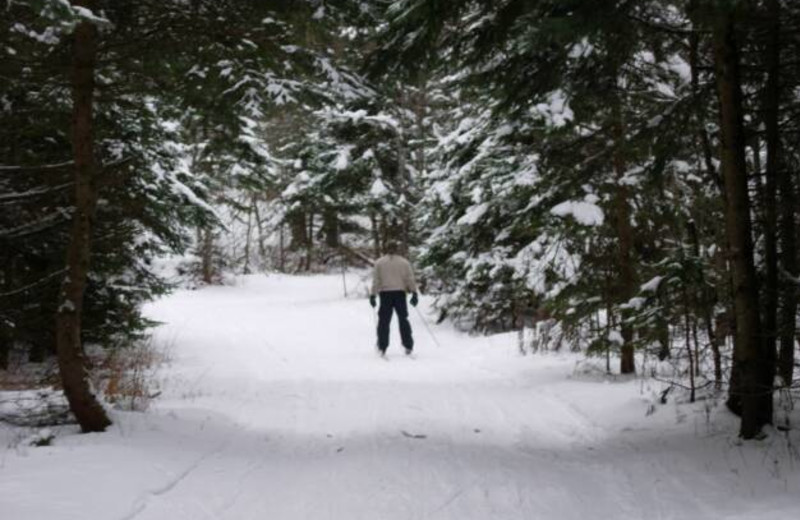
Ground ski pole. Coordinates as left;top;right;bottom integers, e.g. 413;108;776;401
414;305;443;348
371;305;379;348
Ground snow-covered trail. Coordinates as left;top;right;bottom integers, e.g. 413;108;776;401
3;273;799;520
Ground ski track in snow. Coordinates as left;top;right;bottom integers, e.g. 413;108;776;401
2;273;799;520
120;440;229;520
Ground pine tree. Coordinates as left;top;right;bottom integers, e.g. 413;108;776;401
371;0;798;439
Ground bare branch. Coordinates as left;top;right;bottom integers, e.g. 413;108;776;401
0;211;69;240
0;161;74;173
0;269;68;298
0;183;73;204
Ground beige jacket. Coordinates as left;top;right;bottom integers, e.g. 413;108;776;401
371;254;418;295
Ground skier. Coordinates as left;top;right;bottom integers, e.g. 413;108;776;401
369;242;419;357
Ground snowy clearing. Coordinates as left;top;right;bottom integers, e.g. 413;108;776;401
2;273;799;520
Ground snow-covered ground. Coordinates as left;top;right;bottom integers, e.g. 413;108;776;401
2;273;799;519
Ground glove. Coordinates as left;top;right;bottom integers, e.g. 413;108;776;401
369;295;377;308
409;292;419;307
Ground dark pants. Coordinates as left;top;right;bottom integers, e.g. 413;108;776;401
377;291;414;351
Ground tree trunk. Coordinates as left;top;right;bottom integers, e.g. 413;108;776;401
774;1;797;388
252;195;268;266
323;208;339;248
611;85;636;375
605;301;613;374
279;222;286;273
416;80;428;176
712;6;770;438
370;211;382;257
777;201;798;383
777;177;798;386
304;211;314;271
200;226;214;284
55;1;111;433
395;111;412;257
0;332;8;370
683;292;697;403
689;1;723;190
243;199;253;274
380;214;389;256
690;0;733;394
288;209;307;250
762;0;781;386
28;336;47;363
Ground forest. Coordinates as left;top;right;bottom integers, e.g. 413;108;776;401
1;0;799;454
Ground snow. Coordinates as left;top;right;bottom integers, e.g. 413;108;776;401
333;146;352;171
567;38;594;59
2;274;799;519
369;177;389;198
13;23;60;45
641;275;664;293
620;165;645;186
57;299;75;312
608;330;624;345
167;174;218;219
71;6;112;27
620;296;646;311
457;202;489;226
533;90;574;128
0;389;69;427
664;53;692;84
550;199;604;226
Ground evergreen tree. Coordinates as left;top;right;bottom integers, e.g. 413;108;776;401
371;0;799;437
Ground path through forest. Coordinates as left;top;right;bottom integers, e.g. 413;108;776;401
2;273;798;519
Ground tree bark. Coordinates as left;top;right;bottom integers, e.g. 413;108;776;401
200;226;215;284
712;5;770;438
252;195;268;265
370;211;381;257
777;177;797;386
688;1;724;190
323;207;339;248
304;211;314;271
395;108;412;257
761;0;780;377
683;292;697;403
611;83;636;375
55;0;111;433
688;10;725;390
279;222;286;273
243;198;253;274
774;0;797;387
0;332;9;370
288;209;307;250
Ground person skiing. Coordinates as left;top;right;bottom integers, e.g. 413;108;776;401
369;242;418;357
